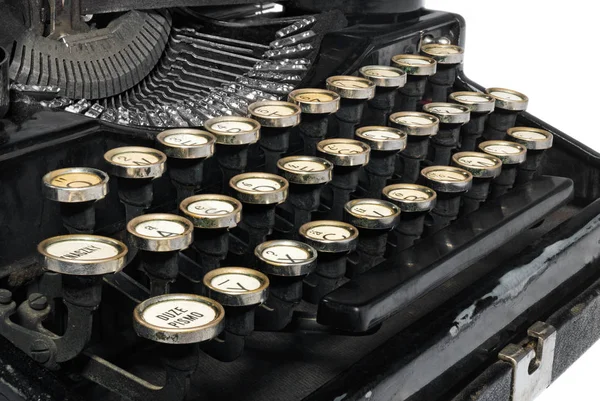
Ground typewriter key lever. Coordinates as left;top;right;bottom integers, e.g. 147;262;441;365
249;100;301;174
344;199;401;276
180;194;242;273
254;240;317;330
288;88;340;156
277;155;333;229
423;102;471;165
420;43;464;102
420;165;473;234
507;127;553;185
204;116;261;190
156;129;215;203
449;91;495;151
104;146;167;221
355;126;407;198
389;111;439;183
479;140;528;198
127;214;194;296
0;235;127;369
202;267;268;361
230;172;289;253
42;167;109;233
326;75;376;138
317;138;371;221
451;152;502;214
359;65;407;125
391;54;437;111
484;87;529;140
300;220;358;303
382;183;437;251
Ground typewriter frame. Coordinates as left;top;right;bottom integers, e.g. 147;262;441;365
1;7;600;401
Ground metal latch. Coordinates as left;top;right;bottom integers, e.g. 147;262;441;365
499;321;557;401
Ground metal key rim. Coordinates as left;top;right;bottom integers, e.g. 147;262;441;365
344;198;401;230
382;183;438;213
230;172;289;205
248;100;301;128
325;75;376;100
288;88;341;114
478;140;528;165
420;166;473;193
204;116;261;146
42;167;109;203
485;87;529;111
355;126;408;151
299;220;359;253
127;213;194;252
254;240;318;276
449;91;496;114
104;146;167;179
38;234;128;276
359;65;407;88
316;138;371;167
391;54;437;76
451;152;503;179
506;127;553;150
389;111;439;137
179;194;242;229
203;267;270;306
423;102;471;124
277;155;333;185
133;293;225;344
420;43;465;65
156;129;216;159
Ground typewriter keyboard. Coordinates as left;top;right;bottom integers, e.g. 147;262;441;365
0;7;584;401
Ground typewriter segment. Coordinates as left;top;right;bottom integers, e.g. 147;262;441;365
0;4;593;401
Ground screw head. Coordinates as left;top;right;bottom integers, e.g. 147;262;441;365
28;293;48;311
0;289;12;305
29;339;51;364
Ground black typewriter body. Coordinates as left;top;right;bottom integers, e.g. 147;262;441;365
0;1;599;401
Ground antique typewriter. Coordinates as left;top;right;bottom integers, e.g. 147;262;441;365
0;0;599;400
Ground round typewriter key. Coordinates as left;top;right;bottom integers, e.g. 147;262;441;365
38;234;127;276
420;166;473;233
288;88;340;114
450;91;496;151
389;112;439;137
326;75;376;139
478;141;527;197
355;126;407;197
205;115;261;191
288;88;341;156
420;44;464;65
230;172;289;205
507;127;553;150
248;100;301;128
133;294;225;344
127;214;193;252
317;138;371;167
42;167;109;203
344;199;401;230
383;183;438;251
452;152;502;213
483;88;529;141
326;76;376;100
299;220;359;254
391;54;437;76
423;103;471;165
249;100;301;174
180;194;242;229
359;65;407;88
299;220;358;303
205;116;260;146
156;129;215;159
507;127;553;185
104;146;166;179
277;155;333;185
343;198;400;275
203;267;269;307
255;240;318;276
391;54;437;111
383;183;437;213
485;88;529;111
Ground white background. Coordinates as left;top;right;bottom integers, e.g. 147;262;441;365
426;1;600;400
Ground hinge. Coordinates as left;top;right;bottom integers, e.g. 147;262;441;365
498;321;557;401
